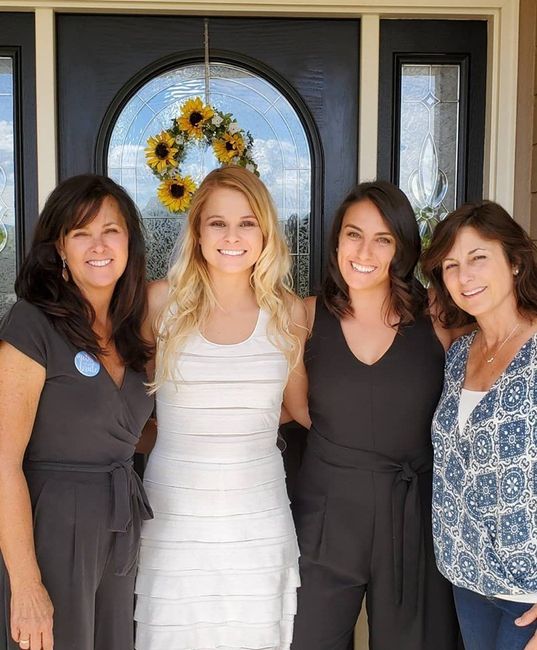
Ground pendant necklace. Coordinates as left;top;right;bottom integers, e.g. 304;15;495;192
481;323;520;364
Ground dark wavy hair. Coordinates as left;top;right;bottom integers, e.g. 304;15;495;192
15;174;152;371
421;200;537;328
322;180;425;324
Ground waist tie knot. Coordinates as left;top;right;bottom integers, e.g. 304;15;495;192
24;458;153;576
308;430;433;614
399;461;418;483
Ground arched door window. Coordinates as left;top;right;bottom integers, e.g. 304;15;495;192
106;61;312;295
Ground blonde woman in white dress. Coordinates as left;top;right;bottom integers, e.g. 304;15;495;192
134;166;309;650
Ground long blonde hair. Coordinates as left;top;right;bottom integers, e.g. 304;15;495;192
152;166;300;389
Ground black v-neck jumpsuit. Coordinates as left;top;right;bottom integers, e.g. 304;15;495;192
0;300;154;650
291;301;461;650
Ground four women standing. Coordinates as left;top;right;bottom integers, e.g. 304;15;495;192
4;167;537;650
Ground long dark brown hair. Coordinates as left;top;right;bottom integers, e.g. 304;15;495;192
15;174;152;371
322;180;425;324
421;200;537;328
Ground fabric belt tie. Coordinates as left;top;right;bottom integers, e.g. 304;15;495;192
24;459;153;576
308;430;433;612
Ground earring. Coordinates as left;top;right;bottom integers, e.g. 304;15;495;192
61;257;69;282
513;267;520;276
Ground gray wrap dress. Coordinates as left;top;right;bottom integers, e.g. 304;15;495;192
0;300;154;650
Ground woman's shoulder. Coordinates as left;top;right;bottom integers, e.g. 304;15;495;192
0;300;55;367
1;299;51;332
147;279;169;314
444;330;475;363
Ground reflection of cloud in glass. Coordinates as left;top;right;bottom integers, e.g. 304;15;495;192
0;57;16;316
0;120;14;151
106;62;312;293
0;119;15;225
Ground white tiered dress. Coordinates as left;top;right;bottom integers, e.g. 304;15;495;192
134;310;300;650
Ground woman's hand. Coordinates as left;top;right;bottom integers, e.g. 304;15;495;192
10;581;53;650
0;342;48;649
515;604;537;649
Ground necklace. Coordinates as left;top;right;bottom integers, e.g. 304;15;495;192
481;323;520;364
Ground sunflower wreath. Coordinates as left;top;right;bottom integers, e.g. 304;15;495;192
145;97;259;214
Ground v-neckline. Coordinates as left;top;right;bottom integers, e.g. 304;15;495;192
100;359;128;391
338;319;400;368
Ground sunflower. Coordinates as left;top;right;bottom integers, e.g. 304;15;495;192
213;132;246;164
157;176;197;213
145;131;178;174
177;98;214;139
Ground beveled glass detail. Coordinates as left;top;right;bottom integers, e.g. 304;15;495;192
0;57;16;316
106;62;312;294
399;64;460;245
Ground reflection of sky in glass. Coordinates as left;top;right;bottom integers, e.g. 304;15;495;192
0;58;14;225
107;62;312;294
0;57;16;316
399;64;460;218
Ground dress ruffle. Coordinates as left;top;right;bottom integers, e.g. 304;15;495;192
135;313;299;650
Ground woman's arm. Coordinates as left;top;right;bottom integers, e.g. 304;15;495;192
136;280;169;455
136;417;157;455
282;296;312;429
0;341;53;650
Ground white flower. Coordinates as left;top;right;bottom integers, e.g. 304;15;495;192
212;114;224;127
175;135;185;145
228;122;240;135
246;163;255;173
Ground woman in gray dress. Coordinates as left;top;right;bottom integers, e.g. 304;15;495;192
0;175;153;650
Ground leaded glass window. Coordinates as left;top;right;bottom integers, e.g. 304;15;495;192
0;57;15;316
398;64;461;245
106;62;312;295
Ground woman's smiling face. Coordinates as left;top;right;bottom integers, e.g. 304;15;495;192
198;187;264;279
337;199;396;294
441;226;517;319
58;196;129;298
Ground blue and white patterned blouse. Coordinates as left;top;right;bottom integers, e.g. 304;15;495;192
432;330;537;596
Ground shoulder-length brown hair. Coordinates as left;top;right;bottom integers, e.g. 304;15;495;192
322;180;425;324
421;200;537;328
15;174;152;371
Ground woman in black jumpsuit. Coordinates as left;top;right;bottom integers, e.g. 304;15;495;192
291;181;461;650
0;175;153;650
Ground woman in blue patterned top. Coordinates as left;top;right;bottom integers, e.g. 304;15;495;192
421;201;537;650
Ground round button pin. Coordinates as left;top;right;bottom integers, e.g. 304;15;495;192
74;351;100;377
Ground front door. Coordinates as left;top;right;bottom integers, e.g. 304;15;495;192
56;14;361;293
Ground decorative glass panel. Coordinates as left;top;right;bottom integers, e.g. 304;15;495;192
0;57;15;316
398;64;460;245
107;62;312;295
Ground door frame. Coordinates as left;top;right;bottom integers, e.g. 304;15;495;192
0;0;520;215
